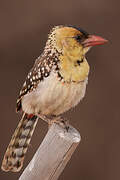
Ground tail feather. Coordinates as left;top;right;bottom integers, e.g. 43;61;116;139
1;113;38;172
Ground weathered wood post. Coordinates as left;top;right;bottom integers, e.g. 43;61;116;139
19;123;81;180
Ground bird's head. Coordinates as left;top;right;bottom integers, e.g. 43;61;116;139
45;26;107;82
47;25;107;55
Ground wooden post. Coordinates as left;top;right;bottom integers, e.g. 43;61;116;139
19;123;81;180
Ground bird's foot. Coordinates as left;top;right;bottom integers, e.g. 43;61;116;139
37;114;69;132
50;116;70;132
37;114;51;124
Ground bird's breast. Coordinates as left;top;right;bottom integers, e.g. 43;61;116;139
22;72;88;115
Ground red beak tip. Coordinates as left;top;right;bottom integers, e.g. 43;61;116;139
83;35;108;47
104;39;108;43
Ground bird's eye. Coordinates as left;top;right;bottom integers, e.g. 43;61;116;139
75;35;82;42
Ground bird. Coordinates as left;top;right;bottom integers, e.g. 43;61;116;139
1;25;107;172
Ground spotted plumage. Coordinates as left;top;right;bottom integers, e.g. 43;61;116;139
16;51;61;112
1;25;107;172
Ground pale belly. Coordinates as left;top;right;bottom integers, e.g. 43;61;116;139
22;72;88;116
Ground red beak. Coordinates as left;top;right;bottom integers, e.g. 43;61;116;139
83;35;108;47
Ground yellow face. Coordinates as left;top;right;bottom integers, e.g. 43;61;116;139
48;26;90;82
52;26;90;82
47;26;107;82
55;26;89;54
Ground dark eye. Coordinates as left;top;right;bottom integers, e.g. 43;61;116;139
75;35;82;42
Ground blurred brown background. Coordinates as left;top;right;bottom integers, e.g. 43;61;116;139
0;0;119;179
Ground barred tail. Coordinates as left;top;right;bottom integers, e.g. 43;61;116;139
1;113;38;172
